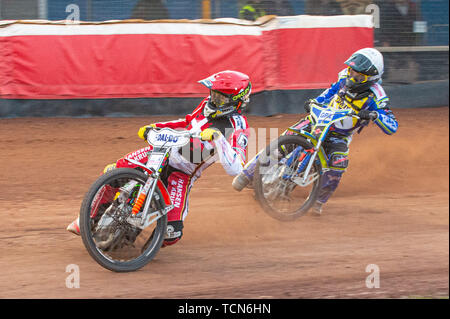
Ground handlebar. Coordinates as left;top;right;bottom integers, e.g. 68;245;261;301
350;111;378;121
190;132;202;139
308;103;377;121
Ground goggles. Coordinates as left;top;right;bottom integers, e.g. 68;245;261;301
211;90;232;108
347;67;369;84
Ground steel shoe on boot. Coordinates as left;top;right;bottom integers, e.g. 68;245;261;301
162;222;183;247
232;172;251;191
142;221;183;252
161;237;180;248
67;216;80;235
311;201;323;216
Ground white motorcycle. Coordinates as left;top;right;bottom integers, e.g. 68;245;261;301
79;128;198;272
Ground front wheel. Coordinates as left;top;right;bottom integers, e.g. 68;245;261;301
79;168;168;272
254;135;322;221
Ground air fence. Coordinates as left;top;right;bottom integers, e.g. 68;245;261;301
0;0;448;117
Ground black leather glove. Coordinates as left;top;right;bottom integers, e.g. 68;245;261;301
358;109;378;121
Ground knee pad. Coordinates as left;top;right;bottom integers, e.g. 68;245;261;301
329;152;349;171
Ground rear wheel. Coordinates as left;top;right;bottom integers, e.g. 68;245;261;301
254;135;322;221
79;168;168;272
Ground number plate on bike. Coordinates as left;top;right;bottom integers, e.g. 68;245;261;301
147;128;191;148
147;152;166;170
317;110;333;123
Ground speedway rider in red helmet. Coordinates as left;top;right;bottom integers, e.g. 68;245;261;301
68;70;252;247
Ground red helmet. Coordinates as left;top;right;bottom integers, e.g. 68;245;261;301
199;70;252;118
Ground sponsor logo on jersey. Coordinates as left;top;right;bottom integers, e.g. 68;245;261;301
379;114;398;132
126;146;151;162
237;133;248;148
169;177;185;209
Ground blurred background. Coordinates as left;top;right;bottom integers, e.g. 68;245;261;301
0;0;448;85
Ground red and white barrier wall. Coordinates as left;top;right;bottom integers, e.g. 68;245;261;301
0;16;373;100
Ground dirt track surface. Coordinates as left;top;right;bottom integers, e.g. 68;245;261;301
0;107;448;299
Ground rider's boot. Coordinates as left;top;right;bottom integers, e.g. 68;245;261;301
232;152;261;191
162;221;183;247
67;216;80;235
311;201;323;216
232;172;252;191
161;237;181;248
142;220;183;252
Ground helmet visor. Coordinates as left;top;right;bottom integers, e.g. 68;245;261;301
345;53;379;76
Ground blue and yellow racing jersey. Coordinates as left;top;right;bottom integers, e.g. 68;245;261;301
314;68;399;136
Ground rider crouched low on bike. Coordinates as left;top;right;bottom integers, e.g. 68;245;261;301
232;48;398;215
68;70;252;246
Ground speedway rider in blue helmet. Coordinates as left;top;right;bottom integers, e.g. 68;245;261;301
232;47;399;215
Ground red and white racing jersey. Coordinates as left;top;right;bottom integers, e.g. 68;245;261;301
118;98;250;182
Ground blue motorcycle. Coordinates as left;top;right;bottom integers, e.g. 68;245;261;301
253;102;374;221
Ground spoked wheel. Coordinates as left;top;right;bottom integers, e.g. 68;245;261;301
254;135;322;221
79;168;168;272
